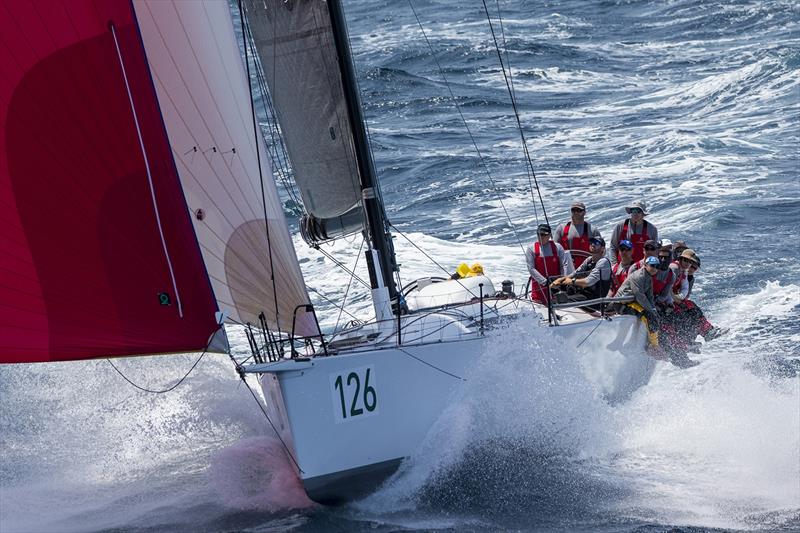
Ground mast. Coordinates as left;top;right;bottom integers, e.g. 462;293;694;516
327;0;399;317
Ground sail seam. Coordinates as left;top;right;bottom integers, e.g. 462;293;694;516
110;22;183;319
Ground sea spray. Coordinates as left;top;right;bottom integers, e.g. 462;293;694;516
208;436;316;511
361;312;622;516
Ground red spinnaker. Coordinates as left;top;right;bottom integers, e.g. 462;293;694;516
0;1;219;363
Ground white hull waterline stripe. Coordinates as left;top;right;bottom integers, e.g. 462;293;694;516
110;22;183;318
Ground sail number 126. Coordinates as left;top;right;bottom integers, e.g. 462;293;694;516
330;366;378;423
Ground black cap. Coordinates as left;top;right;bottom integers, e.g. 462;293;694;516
537;224;551;235
589;236;605;247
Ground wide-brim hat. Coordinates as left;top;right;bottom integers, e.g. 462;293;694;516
625;199;648;215
680;248;701;267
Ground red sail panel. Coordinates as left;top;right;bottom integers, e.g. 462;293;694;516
0;1;219;363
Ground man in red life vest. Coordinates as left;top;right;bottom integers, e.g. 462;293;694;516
553;201;602;269
525;223;573;304
671;249;726;342
652;243;677;308
608;239;634;296
610;200;658;264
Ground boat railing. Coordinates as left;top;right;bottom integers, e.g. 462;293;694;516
239;291;637;366
550;295;634;310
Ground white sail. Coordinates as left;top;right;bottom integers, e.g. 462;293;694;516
243;0;365;241
133;0;317;335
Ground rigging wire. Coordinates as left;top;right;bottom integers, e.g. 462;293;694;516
234;369;304;474
396;347;465;381
243;19;304;208
334;236;366;332
407;0;528;256
312;244;371;289
238;0;283;338
307;287;363;323
493;0;541;228
480;0;550;227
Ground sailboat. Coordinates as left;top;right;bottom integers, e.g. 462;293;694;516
0;0;652;504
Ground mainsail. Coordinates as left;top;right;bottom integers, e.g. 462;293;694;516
243;0;365;242
1;0;315;364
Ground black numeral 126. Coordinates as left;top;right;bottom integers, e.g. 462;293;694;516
334;368;377;419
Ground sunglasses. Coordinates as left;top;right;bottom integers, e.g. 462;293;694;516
538;232;550;237
571;208;585;213
630;208;643;214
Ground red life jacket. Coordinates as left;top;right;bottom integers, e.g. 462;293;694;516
559;221;591;268
530;241;561;304
670;261;685;293
609;262;632;296
651;268;674;298
618;219;650;263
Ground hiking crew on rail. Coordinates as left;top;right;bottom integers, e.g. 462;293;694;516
526;199;725;366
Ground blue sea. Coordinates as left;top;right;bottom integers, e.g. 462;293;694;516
1;1;798;532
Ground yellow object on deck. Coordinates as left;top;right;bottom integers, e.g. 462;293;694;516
455;262;484;278
627;302;659;347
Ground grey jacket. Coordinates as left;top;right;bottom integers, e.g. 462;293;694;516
615;266;657;315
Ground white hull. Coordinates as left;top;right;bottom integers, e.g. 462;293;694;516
252;297;653;503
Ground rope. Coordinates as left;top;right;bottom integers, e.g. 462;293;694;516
106;326;220;394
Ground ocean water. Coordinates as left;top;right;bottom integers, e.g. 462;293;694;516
2;1;799;532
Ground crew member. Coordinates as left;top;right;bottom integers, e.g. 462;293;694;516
652;243;676;307
628;239;660;274
526;224;573;304
551;236;612;301
672;240;689;262
610;200;658;264
608;239;634;296
672;249;726;342
614;255;663;354
553;201;602;268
